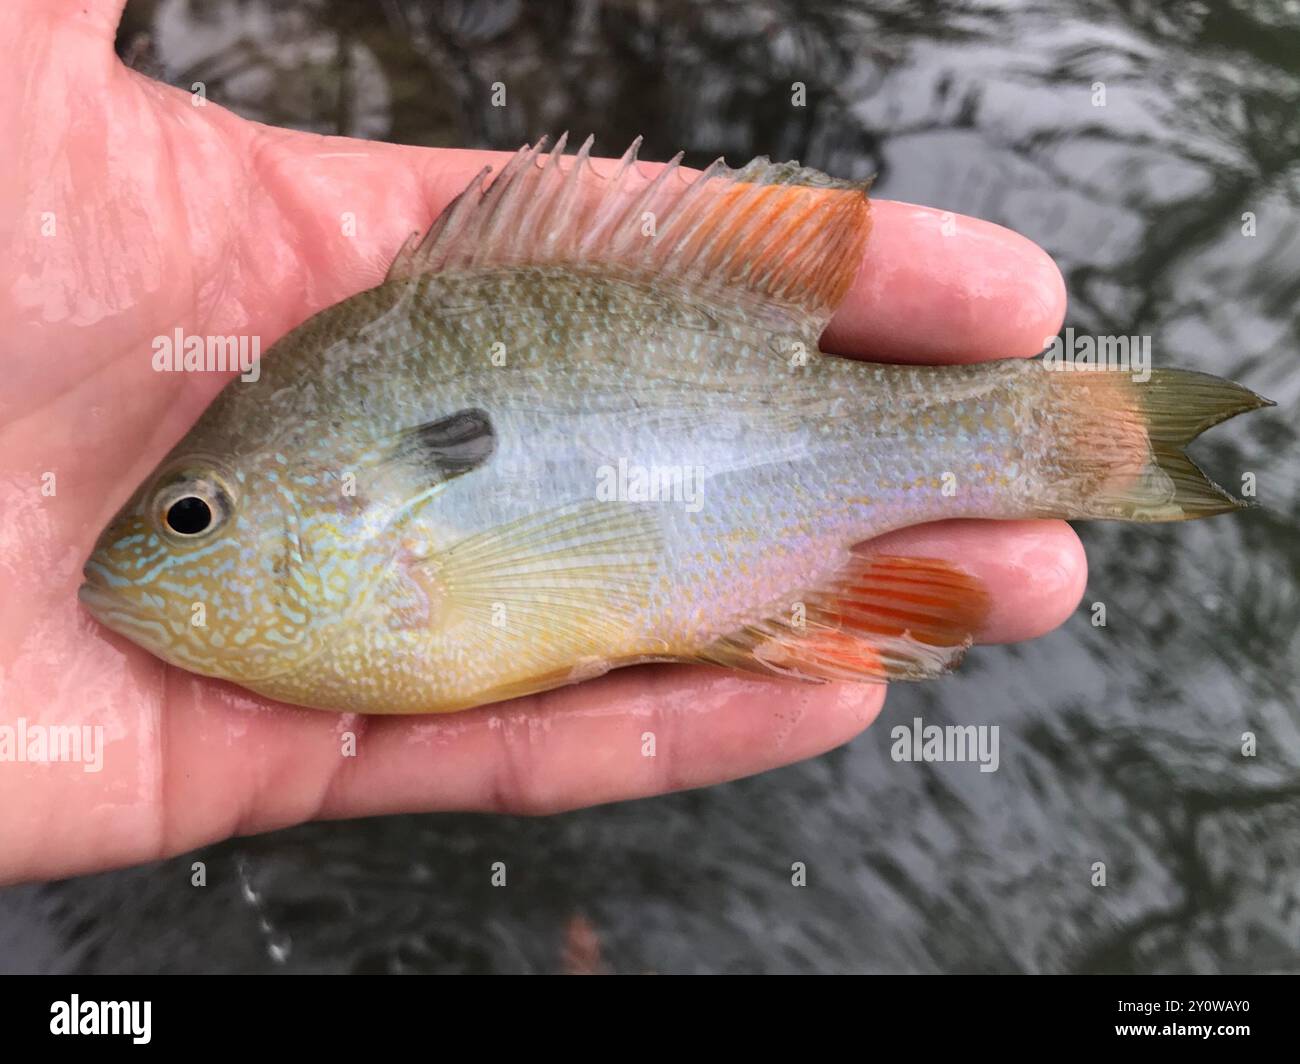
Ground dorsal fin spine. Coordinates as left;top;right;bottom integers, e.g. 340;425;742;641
542;135;593;257
634;157;724;266
606;154;681;259
476;140;544;256
582;137;648;254
514;133;568;252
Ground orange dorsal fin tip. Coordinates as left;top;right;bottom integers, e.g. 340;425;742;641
388;134;873;334
696;554;990;684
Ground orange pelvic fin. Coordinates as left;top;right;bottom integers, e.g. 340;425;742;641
696;554;991;683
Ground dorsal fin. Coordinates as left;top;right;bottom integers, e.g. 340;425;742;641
388;133;874;335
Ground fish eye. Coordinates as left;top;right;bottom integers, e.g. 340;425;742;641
153;474;233;542
166;496;213;535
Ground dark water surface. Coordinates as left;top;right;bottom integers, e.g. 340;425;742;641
2;0;1297;973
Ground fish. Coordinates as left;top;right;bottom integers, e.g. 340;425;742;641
78;134;1273;714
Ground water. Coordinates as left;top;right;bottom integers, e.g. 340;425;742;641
2;0;1297;973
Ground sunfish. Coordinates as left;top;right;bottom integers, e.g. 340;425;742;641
78;135;1272;713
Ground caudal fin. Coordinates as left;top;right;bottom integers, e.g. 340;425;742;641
1033;367;1273;522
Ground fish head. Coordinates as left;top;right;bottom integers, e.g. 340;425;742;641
78;448;370;684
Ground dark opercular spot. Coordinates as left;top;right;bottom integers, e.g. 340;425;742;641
166;496;213;535
404;408;497;479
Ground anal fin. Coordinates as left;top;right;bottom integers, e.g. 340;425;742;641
696;554;990;683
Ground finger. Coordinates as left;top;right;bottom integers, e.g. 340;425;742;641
313;667;885;820
162;664;887;849
823;201;1067;363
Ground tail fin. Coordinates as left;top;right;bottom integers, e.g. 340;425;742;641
1031;367;1273;522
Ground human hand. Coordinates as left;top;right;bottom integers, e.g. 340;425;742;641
0;0;1081;884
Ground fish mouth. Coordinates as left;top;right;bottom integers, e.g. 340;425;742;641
78;558;114;614
77;579;117;615
77;562;149;636
77;571;136;632
77;571;179;667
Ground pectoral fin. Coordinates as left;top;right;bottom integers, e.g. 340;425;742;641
404;502;663;687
